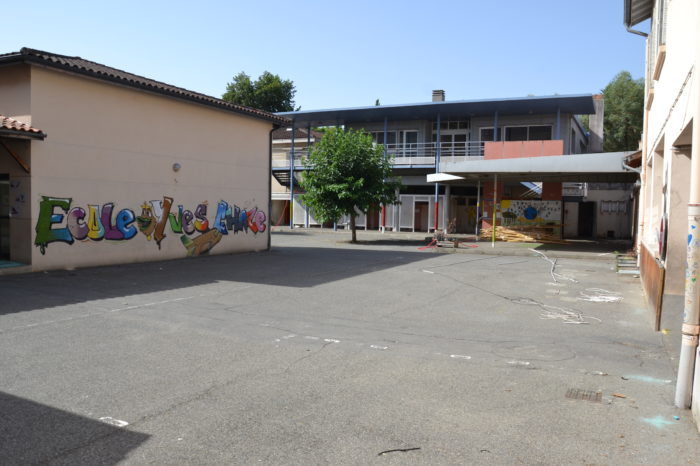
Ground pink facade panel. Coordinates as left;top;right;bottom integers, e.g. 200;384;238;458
484;140;564;159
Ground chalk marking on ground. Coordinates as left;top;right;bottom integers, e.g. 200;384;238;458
99;417;129;427
2;296;197;333
450;354;472;360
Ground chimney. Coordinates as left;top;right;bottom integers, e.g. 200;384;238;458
432;90;445;102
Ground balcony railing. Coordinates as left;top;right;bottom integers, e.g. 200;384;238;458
271;141;485;169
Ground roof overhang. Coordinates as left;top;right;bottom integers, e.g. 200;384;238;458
624;0;653;28
278;94;596;126
428;152;639;183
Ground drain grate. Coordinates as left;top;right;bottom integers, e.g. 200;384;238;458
565;388;602;402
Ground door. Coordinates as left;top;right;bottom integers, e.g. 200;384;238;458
414;201;429;232
578;202;595;238
0;175;9;259
399;130;418;157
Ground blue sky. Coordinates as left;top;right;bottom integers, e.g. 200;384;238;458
4;0;647;111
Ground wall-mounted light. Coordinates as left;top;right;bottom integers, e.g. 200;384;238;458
172;163;181;172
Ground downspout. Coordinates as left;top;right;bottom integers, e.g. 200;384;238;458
622;158;642;174
676;39;700;408
626;26;648;37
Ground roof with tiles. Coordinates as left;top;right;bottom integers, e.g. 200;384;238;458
0;115;46;139
0;48;289;126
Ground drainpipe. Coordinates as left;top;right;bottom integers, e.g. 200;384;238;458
676;52;700;408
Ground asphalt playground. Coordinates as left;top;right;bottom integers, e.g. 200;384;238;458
0;229;698;464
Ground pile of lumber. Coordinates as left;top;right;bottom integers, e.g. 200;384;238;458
479;225;565;243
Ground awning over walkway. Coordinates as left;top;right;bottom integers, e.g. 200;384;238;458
428;152;639;183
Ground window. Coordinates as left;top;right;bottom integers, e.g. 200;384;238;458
500;125;553;142
433;120;469;130
505;127;528;141
480;127;501;141
369;131;397;145
528;126;552;140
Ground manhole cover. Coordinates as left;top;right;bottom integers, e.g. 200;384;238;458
565;388;602;402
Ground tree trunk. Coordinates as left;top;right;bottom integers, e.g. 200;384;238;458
350;214;357;243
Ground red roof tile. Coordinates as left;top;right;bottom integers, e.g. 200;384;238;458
0;48;289;126
0;115;45;138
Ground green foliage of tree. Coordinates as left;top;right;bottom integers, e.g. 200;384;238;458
222;71;296;112
602;71;644;152
299;128;400;243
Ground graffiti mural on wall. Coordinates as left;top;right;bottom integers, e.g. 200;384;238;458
34;196;267;255
500;200;561;226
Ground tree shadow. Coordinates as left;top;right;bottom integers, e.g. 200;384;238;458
0;391;149;464
0;246;435;315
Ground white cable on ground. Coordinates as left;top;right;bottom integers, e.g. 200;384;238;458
529;248;578;283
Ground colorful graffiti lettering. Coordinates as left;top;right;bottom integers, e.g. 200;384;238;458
35;195;267;256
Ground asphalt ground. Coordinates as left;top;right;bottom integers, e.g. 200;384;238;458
0;229;698;464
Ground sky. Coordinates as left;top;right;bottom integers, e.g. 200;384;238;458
3;0;649;111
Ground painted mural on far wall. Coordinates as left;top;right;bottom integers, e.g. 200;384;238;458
500;200;561;226
34;195;267;256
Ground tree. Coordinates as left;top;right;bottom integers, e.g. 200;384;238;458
602;71;644;152
299;128;400;243
222;71;296;112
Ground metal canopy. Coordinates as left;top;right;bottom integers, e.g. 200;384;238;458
428;152;639;183
278;94;596;126
624;0;653;27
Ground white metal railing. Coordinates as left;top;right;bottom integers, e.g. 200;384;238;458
272;142;485;169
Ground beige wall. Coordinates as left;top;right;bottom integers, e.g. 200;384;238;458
2;65;273;270
0;64;31;123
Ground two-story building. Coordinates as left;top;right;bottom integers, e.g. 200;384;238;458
273;91;636;239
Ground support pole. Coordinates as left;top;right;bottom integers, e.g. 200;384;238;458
555;106;561;141
676;48;700;407
434;113;441;232
492;174;497;248
305;124;311;228
382;116;388;233
493;111;499;141
289;121;295;229
475;180;481;241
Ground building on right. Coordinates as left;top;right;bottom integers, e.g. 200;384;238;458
624;0;700;418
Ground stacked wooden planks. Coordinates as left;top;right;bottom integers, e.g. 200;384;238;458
479;225;565;243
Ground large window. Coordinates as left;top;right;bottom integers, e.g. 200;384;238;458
504;125;552;141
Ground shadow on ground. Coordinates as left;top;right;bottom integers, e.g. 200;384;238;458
533;239;633;254
0;246;434;315
0;391;149;464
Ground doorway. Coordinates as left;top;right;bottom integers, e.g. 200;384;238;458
578;201;596;238
414;201;429;232
0;175;9;259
